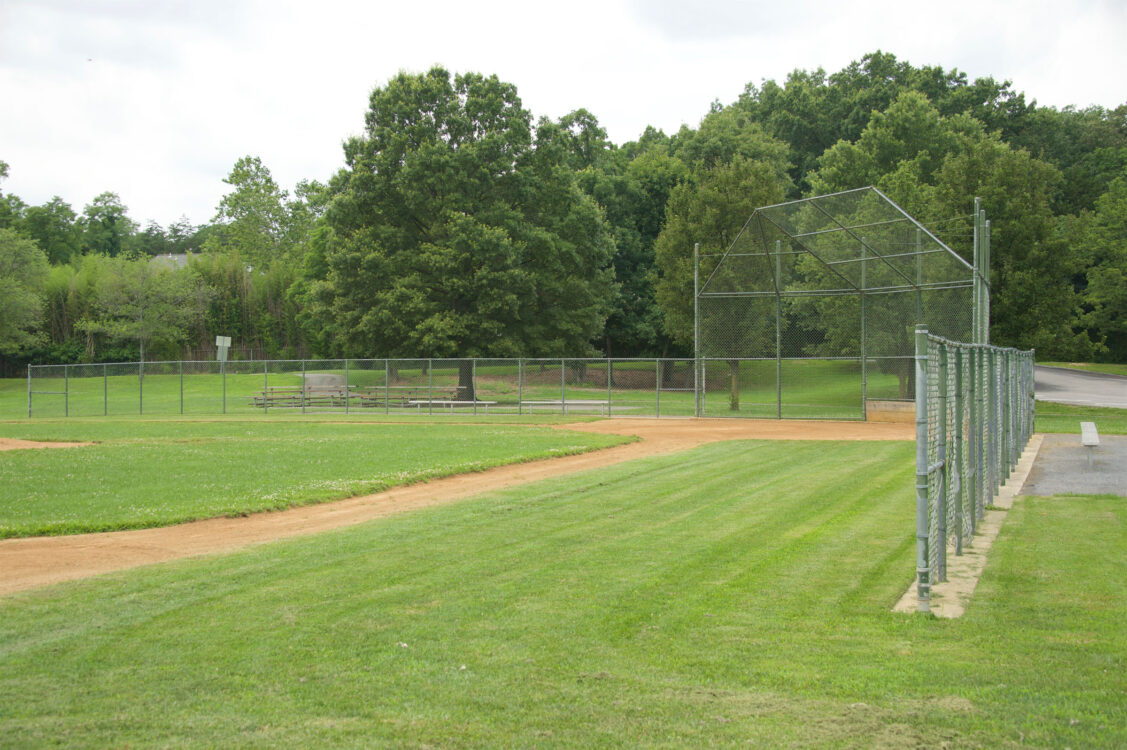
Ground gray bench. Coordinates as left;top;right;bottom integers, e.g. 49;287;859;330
1081;421;1100;468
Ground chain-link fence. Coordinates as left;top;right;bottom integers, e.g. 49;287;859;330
695;187;991;419
25;358;709;419
913;327;1035;613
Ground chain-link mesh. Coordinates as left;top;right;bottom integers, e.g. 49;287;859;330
698;188;983;419
914;330;1035;612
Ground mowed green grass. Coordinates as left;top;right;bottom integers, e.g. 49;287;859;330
0;419;627;538
1041;361;1127;378
1035;403;1127;434
1;440;1123;747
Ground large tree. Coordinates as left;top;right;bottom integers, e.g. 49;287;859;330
315;67;616;398
0;227;49;355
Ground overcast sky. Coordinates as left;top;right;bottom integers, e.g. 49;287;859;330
1;0;1124;228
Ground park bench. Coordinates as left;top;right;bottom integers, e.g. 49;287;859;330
521;399;610;416
1081;421;1100;468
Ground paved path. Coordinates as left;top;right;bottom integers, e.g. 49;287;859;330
1035;365;1127;408
1021;433;1127;497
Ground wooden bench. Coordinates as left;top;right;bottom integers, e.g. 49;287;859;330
407;399;498;414
252;386;348;409
1081;421;1100;468
522;399;610;416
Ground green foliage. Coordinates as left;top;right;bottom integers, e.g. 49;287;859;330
74;256;211;360
317;68;615;363
20;197;81;264
654;156;790;346
0;228;49;355
79;192;136;257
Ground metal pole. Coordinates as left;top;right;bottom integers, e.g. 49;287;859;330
518;359;523;415
104;363;108;416
693;242;701;418
385;359;390;415
607;358;612;417
345;359;350;414
222;361;226;415
776;239;782;420
937;341;948;582
139;360;143;416
26;365;31;418
954;346;964;555
264;361;269;416
914;325;930;613
560;358;566;416
860;236;867;421
983;218;991;345
65;365;69;418
472;359;477;416
968;346;978;529
915;227;923;324
972;198;981;344
180;361;184;415
301;360;306;415
655;359;660;418
428;359;433;416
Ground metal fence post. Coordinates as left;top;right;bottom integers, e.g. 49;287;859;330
518;359;523;415
344;359;350;415
914;325;930;613
385;359;390;415
860;236;867;421
264;361;269;416
561;358;566;416
104;363;108;416
775;239;783;420
222;361;227;414
428;359;433;415
936;341;948;582
954;347;964;555
655;359;660;418
693;242;700;418
472;359;477;416
606;358;612;417
139;360;143;416
64;365;69;418
301;360;307;415
180;361;184;415
27;365;31;418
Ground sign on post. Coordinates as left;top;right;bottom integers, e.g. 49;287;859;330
216;335;232;362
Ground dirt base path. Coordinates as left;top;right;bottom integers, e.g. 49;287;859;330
0;437;92;451
0;418;910;596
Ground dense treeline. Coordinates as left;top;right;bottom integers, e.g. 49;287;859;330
1;52;1124;375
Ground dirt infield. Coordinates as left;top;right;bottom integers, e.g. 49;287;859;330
0;437;92;451
0;418;910;596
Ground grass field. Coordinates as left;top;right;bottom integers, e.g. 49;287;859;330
1040;361;1127;378
0;419;627;538
1035;403;1127;434
1;438;1123;747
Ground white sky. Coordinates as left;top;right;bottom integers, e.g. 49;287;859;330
1;0;1124;228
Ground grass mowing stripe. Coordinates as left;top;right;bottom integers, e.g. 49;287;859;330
2;441;1124;747
0;420;628;537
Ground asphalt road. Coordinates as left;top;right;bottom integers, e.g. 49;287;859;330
1034;365;1127;408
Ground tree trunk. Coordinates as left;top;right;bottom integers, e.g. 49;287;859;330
728;359;740;411
458;359;476;402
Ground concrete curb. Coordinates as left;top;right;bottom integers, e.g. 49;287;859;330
894;434;1045;618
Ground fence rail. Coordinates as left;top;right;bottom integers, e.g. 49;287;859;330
913;327;1035;613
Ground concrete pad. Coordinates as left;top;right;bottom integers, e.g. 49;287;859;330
1021;433;1127;497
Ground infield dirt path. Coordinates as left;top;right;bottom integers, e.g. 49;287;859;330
0;418;911;595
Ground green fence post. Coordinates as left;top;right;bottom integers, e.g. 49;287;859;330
607;358;612;417
937;341;948;582
914;325;930;613
954;347;964;555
